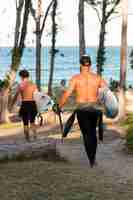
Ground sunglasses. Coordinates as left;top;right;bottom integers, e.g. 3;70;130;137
82;63;90;66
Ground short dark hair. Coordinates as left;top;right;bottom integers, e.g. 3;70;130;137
19;69;29;78
60;79;66;86
80;54;91;66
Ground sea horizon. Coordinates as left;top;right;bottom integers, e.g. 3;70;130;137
0;46;133;87
0;45;133;48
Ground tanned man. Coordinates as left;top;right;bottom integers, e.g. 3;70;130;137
58;55;106;167
12;69;38;141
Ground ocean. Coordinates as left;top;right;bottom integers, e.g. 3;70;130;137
0;47;133;87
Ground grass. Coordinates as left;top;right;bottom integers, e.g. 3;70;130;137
120;113;133;152
120;113;133;129
0;122;21;129
125;125;133;152
0;160;133;200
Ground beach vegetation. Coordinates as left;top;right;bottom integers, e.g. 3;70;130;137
0;0;31;123
85;0;120;75
126;125;133;152
119;113;133;152
30;0;54;90
129;48;133;69
48;0;58;96
109;78;119;91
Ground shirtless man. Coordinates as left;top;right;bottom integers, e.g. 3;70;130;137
58;55;106;167
12;69;38;141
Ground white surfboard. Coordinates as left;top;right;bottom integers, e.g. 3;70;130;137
98;87;118;118
33;91;54;113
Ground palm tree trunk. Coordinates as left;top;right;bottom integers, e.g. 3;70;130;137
36;20;41;91
48;0;58;96
96;0;107;75
36;0;42;91
0;89;10;123
120;0;128;89
78;0;86;59
117;0;128;119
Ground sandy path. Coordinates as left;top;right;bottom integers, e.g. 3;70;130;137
0;122;133;183
55;125;133;183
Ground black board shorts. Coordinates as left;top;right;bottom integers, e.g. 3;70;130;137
19;101;37;125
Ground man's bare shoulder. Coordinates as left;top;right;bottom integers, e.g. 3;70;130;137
71;74;82;80
90;71;99;77
90;72;103;80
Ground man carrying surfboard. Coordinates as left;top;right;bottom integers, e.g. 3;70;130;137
11;69;38;142
58;55;107;167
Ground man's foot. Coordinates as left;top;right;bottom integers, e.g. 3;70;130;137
89;159;97;168
33;133;37;140
24;126;30;142
25;136;30;142
24;132;30;142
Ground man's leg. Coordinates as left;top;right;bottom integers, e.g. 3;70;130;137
30;114;37;140
30;123;37;139
22;115;30;142
77;109;98;167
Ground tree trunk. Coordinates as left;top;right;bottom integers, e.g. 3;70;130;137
120;0;128;89
30;0;54;91
48;0;58;96
118;0;128;119
35;0;42;91
96;0;107;75
96;21;106;75
14;0;24;47
0;89;10;123
36;20;41;91
0;0;31;123
78;0;86;59
115;88;126;121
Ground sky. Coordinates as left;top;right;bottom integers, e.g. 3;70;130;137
0;0;133;47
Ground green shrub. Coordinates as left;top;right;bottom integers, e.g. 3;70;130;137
120;114;133;129
109;79;119;91
120;114;133;152
126;125;133;152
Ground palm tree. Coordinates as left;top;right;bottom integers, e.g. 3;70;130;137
0;0;31;123
35;0;42;91
85;0;120;75
116;0;128;120
78;0;86;59
120;0;128;89
30;0;54;90
48;0;58;96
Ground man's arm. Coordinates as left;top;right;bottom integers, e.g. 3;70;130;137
59;77;76;108
99;77;107;88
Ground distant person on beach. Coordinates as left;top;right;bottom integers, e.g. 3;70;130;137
129;85;133;89
11;69;38;142
60;79;66;92
52;79;67;99
58;55;107;167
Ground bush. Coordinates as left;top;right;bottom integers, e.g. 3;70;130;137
126;125;133;152
0;79;5;90
109;79;119;91
120;114;133;129
120;114;133;152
